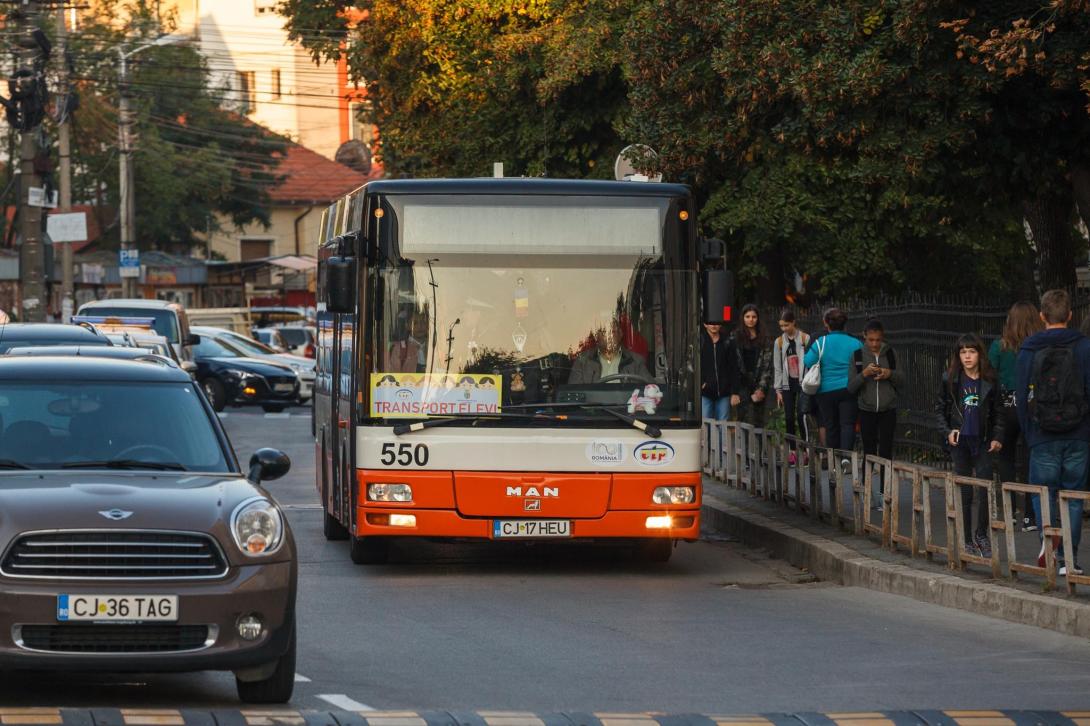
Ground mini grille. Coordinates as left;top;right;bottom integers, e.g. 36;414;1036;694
19;624;210;653
1;531;228;579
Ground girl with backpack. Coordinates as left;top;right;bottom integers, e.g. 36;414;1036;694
731;304;772;427
989;302;1043;531
774;309;811;455
937;333;1004;557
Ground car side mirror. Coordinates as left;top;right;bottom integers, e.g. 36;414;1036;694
249;448;291;483
326;256;357;314
188;334;201;345
702;269;734;324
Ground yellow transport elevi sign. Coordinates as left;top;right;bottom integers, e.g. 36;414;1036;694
370;373;502;418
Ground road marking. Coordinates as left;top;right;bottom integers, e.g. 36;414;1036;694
265;413;291;419
294;673;311;682
283;505;322;511
316;695;375;712
217;413;229;419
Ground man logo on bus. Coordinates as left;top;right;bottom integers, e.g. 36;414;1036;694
634;440;675;466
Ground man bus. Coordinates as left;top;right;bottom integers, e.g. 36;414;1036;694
314;178;716;564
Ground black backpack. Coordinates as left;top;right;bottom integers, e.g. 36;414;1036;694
1030;345;1088;432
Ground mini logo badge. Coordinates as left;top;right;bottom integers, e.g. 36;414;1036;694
586;441;625;466
98;509;133;521
524;498;541;511
634;440;675;467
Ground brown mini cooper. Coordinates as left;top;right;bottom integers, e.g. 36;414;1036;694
0;355;297;703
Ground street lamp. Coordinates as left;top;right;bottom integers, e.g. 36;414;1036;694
117;33;186;297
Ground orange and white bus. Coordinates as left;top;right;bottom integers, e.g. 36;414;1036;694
314;178;718;564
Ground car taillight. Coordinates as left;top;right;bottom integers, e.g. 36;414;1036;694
305;343;316;358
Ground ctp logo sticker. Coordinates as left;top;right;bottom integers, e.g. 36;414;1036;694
634;440;675;467
586;441;625;466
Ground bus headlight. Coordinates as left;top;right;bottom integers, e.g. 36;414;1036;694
231;498;284;556
368;482;413;502
652;486;695;505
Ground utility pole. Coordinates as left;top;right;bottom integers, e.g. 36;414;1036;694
9;0;49;322
56;5;73;321
118;51;135;298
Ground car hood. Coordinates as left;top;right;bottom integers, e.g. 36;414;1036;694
0;473;284;565
270;354;314;373
205;356;296;376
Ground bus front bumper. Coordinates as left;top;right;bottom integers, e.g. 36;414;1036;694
354;507;700;541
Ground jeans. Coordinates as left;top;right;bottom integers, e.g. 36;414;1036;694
816;388;857;451
702;395;730;420
1030;439;1089;563
950;438;992;542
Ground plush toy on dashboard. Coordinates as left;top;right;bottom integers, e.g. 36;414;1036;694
627;383;663;415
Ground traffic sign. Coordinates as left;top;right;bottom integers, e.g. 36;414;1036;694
47;212;88;242
119;248;140;278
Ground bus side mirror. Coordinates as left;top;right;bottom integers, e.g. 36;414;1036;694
702;269;734;324
326;256;357;314
700;237;725;263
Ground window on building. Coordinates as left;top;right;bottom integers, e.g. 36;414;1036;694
270;69;281;99
240;238;273;261
349;101;374;145
254;0;277;15
237;71;256;114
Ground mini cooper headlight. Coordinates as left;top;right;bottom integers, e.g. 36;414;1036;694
231;498;284;556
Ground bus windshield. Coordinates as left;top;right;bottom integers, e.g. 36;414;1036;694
365;195;698;427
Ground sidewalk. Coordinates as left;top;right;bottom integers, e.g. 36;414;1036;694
700;476;1090;638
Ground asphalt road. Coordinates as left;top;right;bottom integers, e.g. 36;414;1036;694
3;408;1090;712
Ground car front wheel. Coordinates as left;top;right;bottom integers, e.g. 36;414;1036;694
236;621;296;704
201;378;226;412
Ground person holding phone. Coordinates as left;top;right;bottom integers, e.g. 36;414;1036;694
936;333;1004;557
848;319;904;508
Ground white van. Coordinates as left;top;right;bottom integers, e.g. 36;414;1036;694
76;299;196;361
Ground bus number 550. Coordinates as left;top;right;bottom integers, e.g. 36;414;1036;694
380;443;429;467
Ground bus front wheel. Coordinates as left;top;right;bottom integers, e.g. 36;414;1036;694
350;535;390;565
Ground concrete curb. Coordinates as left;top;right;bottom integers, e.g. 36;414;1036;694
702;494;1090;639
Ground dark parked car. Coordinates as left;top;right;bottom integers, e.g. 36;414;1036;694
0;323;112;354
192;334;299;413
0;355;296;703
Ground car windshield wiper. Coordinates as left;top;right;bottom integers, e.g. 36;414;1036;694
0;459;31;469
61;459;188;471
501;402;663;438
392;412;561;436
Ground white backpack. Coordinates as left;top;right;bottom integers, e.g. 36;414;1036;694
801;338;824;395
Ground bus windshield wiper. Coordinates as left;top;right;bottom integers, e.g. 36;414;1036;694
62;459;188;471
392;412;560;436
501;402;663;438
0;459;30;469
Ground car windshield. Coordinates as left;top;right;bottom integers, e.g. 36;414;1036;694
0;381;230;471
277;328;309;346
222;333;275;356
194;335;243;359
83;307;180;343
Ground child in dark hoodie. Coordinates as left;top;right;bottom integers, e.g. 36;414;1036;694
1016;289;1090;575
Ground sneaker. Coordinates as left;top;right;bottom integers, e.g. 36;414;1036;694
975;534;992;558
1038;536;1059;567
1022;522;1038;532
1060;564;1084;576
841;458;851;472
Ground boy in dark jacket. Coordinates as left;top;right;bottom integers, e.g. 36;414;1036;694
701;322;737;419
1016;289;1090;575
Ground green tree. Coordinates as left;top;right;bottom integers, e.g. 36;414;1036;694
280;0;630;179
64;0;286;253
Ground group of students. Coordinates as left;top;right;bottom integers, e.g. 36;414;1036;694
700;291;1089;571
700;305;904;469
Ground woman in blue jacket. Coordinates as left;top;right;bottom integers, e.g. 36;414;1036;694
804;307;863;451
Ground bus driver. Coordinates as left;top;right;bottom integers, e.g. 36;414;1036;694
569;319;652;384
